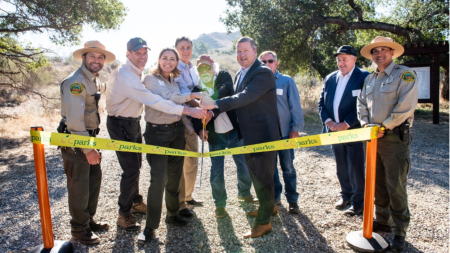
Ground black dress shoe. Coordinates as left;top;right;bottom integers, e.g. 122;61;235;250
165;215;189;226
186;199;203;206
179;208;194;217
390;235;406;252
138;228;154;243
335;198;351;210
274;199;282;206
288;202;300;214
89;221;109;232
372;221;391;232
343;205;363;216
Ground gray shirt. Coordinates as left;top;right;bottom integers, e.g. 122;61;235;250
274;71;304;137
357;61;418;129
143;73;191;124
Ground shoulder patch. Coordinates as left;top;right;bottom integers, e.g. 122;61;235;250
401;71;415;82
69;82;85;96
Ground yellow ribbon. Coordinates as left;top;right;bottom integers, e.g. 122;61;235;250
30;126;378;157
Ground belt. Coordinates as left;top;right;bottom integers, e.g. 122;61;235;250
386;126;400;134
88;128;100;137
147;120;183;128
108;115;141;122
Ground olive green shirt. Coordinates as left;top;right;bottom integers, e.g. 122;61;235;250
60;64;105;154
357;61;419;130
143;73;191;124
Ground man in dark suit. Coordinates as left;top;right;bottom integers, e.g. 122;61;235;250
192;55;257;219
202;37;281;238
318;45;370;216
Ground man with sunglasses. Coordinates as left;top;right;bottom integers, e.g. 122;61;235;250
59;40;115;244
259;51;304;214
192;54;257;218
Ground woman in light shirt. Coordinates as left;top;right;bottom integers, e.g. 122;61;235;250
138;47;205;243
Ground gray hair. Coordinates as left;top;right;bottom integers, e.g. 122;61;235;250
258;51;277;62
236;37;256;50
175;36;193;47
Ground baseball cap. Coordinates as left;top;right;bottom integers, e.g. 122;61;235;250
127;37;150;52
332;45;357;57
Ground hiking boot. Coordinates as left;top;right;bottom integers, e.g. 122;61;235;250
89;220;109;232
117;214;140;231
71;228;100;245
289;202;300;214
390;235;406;252
215;207;228;218
238;195;259;203
131;202;147;214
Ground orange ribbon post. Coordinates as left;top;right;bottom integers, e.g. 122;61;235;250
31;126;54;249
362;137;377;238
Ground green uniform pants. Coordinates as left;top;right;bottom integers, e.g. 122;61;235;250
61;148;102;232
375;132;411;237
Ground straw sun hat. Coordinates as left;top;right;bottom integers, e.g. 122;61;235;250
360;36;404;60
72;40;116;63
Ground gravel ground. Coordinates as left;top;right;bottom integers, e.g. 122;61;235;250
0;114;448;253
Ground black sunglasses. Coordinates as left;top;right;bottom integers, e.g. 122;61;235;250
262;60;275;64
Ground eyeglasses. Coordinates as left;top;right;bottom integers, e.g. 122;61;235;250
197;64;211;72
262;60;276;64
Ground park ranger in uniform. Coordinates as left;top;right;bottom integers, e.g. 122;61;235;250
59;41;115;245
357;36;418;252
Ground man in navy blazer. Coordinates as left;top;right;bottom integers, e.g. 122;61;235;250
318;46;370;216
203;37;281;238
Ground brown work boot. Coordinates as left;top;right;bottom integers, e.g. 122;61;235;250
89;220;109;232
117;214;141;231
243;223;272;238
246;205;278;217
131;202;147;214
71;228;100;245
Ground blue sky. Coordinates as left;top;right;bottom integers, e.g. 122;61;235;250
19;0;232;64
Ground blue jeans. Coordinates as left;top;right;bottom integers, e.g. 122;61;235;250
209;130;253;207
273;137;299;203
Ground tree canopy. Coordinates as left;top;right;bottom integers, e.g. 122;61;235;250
0;0;127;99
221;0;448;79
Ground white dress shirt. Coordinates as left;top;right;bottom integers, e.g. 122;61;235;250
325;66;355;126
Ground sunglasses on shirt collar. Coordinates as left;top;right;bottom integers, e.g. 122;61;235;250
262;59;276;64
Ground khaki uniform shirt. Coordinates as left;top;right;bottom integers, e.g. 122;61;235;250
60;64;105;154
357;61;418;130
143;74;191;124
105;59;184;118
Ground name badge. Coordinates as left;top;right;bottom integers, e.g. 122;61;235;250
276;89;283;95
352;89;361;97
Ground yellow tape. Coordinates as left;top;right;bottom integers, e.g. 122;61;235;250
30;131;201;157
30;127;378;157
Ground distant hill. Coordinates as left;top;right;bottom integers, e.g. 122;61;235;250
193;31;240;51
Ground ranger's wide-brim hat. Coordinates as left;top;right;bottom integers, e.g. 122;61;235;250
73;40;116;63
360;36;404;60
